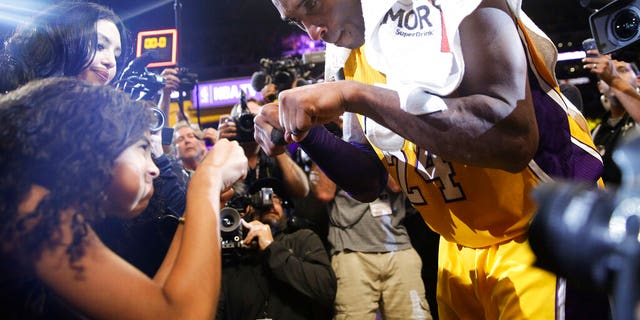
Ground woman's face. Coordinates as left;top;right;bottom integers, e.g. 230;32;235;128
77;19;122;85
105;134;159;219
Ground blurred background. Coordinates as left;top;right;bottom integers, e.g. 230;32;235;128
0;0;633;125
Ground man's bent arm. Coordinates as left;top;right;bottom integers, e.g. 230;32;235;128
341;1;538;172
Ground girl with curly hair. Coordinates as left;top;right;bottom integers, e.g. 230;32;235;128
0;1;126;92
0;78;248;319
0;1;198;278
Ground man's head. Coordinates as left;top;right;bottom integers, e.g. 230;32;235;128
598;60;639;111
173;121;205;170
271;0;365;49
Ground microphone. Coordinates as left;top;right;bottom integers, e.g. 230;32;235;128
118;50;159;81
250;71;269;91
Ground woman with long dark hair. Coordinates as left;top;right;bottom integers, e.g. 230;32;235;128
0;2;127;92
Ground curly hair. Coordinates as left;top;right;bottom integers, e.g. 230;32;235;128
0;1;129;93
0;77;153;267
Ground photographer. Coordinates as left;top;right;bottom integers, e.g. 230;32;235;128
158;68;183;122
584;52;640;185
218;98;309;199
173;121;218;174
217;178;336;320
158;68;199;124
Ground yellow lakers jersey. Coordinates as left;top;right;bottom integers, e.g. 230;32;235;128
343;17;602;248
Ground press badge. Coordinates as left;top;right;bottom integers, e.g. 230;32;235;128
370;195;392;217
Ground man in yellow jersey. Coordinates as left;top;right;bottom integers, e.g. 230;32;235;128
254;0;607;319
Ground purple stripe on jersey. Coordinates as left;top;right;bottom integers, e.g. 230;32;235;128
568;143;604;182
528;70;602;182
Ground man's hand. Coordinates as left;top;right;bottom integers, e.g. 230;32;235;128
202;127;218;147
583;51;617;84
217;115;238;141
161;68;181;94
241;219;274;251
149;131;165;158
276;82;348;142
254;102;288;156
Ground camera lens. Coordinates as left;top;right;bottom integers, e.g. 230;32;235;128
237;114;255;133
222;217;234;228
529;182;617;290
612;8;640;41
220;207;241;232
149;107;165;132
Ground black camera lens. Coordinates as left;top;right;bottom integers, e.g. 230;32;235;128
222;216;234;228
220;207;242;233
237;114;255;133
612;8;640;41
149;107;165;132
530;182;617;290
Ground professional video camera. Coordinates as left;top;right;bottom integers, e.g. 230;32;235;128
250;56;314;102
220;186;276;251
582;0;640;53
114;51;172;142
115;51;165;101
530;134;640;319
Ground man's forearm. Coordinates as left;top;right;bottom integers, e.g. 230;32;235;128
609;77;640;123
299;126;387;202
275;153;309;198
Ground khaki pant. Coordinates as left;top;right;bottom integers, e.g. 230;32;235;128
332;249;432;320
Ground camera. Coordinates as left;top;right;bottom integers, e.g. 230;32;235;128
220;187;276;251
250;56;314;102
529;134;640;319
228;91;255;142
220;206;246;250
115;51;166;101
117;71;166;101
588;0;640;53
176;67;198;92
149;107;166;133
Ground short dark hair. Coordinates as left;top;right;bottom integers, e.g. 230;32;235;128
0;77;153;264
0;2;129;92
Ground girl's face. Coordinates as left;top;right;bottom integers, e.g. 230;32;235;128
105;134;159;219
77;19;122;85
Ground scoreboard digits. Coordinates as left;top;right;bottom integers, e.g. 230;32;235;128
136;29;177;68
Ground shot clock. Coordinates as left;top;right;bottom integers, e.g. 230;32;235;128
136;29;178;68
